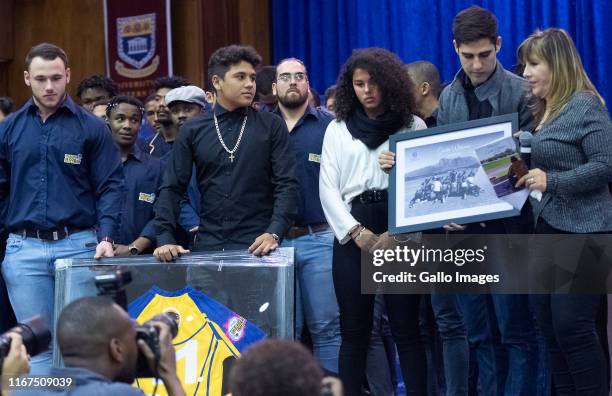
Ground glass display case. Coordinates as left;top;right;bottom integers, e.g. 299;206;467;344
53;248;295;366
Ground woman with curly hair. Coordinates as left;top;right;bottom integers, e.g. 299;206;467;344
319;47;427;396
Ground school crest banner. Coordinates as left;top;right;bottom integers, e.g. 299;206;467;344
104;0;173;100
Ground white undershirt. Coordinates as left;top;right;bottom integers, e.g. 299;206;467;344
319;116;426;243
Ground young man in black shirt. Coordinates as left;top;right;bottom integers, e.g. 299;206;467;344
154;45;298;260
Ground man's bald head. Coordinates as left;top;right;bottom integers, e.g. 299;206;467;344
406;61;442;98
57;297;135;365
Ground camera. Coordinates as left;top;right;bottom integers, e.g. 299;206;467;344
94;269;132;310
93;269;178;378
0;316;51;359
135;312;179;378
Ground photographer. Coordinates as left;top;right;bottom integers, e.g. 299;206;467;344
20;297;184;396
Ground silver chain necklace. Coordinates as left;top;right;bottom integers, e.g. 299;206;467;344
213;112;247;162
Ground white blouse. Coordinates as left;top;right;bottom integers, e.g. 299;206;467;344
319;116;426;244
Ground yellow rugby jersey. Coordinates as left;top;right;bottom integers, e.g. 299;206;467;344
129;286;266;396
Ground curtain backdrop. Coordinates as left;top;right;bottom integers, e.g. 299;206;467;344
271;0;612;104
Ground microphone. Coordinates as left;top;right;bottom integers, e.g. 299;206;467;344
519;131;533;169
518;131;542;201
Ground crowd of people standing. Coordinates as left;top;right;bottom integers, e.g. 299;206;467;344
1;4;611;396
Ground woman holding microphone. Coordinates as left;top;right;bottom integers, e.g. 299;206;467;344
517;28;612;395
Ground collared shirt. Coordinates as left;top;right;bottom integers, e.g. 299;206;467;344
138;121;155;143
117;144;163;245
11;366;145;396
147;132;173;158
273;105;333;226
460;68;494;120
0;96;124;239
155;103;298;250
424;109;438;128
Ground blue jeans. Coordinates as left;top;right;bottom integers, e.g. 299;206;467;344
1;230;99;373
491;294;538;396
457;294;498;395
458;294;538;396
431;294;469;396
282;227;341;373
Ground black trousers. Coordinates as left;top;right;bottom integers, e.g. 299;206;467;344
332;199;426;396
530;219;608;396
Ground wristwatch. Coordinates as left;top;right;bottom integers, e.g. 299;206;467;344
128;244;140;256
271;233;280;242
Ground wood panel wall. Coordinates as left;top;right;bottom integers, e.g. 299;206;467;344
0;0;270;106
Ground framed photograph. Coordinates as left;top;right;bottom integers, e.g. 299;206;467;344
388;113;520;234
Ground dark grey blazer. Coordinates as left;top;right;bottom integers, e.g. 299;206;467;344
531;91;612;232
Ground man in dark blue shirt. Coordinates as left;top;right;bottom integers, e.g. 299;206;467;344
146;76;189;158
0;43;123;373
271;58;340;374
75;74;119;113
164;85;208;244
106;95;163;256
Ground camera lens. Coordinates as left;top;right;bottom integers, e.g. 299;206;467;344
149;312;179;338
0;316;51;358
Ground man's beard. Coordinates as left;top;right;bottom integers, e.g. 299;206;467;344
278;91;308;109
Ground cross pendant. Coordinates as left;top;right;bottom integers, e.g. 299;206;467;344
229;152;235;162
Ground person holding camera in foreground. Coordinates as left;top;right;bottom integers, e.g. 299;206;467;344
1;333;31;394
12;297;185;396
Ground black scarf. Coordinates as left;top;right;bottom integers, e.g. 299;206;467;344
346;106;405;149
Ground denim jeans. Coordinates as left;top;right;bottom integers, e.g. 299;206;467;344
457;294;498;395
431;294;469;396
458;294;538;396
1;230;99;373
491;294;538;396
282;227;341;373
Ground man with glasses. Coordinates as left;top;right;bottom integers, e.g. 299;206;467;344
271;58;340;374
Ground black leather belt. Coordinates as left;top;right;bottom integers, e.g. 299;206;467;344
16;226;87;241
355;189;388;204
285;223;329;240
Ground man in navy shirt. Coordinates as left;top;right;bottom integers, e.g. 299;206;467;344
164;85;208;243
271;58;340;374
106;95;163;256
147;76;189;158
0;43;123;372
75;74;119;113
